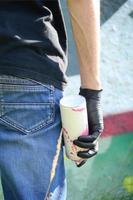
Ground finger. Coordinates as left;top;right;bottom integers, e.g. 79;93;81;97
76;160;87;167
78;131;100;143
77;149;97;159
73;140;95;149
95;141;99;152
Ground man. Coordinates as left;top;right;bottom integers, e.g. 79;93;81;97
0;0;103;200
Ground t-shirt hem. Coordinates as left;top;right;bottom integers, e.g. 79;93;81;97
0;66;67;91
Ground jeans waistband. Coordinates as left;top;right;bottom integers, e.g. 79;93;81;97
0;74;54;91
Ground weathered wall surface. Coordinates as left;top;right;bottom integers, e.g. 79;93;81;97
61;0;133;199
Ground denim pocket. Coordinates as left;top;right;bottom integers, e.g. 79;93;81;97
0;75;55;135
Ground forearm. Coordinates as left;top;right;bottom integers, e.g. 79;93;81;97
67;0;101;90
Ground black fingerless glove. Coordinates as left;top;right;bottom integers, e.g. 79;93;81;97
73;88;104;167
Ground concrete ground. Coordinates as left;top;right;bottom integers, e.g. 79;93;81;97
0;0;133;199
65;132;133;200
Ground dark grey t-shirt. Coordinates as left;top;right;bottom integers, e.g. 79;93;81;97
0;0;68;90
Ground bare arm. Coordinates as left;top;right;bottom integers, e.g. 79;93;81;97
67;0;101;90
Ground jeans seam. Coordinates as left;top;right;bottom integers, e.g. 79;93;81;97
0;85;53;92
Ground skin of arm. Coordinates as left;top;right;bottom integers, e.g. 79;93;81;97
67;0;101;90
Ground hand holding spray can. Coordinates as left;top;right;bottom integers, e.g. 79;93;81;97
60;95;89;165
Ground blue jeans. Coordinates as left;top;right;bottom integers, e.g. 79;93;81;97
0;75;66;200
